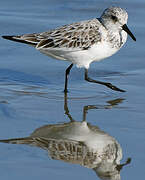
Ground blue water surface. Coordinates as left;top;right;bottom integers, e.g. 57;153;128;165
0;0;145;180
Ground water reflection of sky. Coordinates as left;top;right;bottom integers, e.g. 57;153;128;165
0;94;131;180
0;0;145;180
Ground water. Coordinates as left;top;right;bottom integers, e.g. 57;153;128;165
0;0;144;179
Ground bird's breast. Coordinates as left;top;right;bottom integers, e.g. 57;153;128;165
88;41;119;61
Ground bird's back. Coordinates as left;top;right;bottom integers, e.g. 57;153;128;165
3;18;105;51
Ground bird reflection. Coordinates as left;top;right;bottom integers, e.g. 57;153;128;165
0;94;130;180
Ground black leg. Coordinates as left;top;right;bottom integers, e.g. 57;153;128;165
64;92;75;122
64;64;73;93
84;69;125;92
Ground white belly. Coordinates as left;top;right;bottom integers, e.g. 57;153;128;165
38;42;118;69
68;42;119;68
38;33;127;69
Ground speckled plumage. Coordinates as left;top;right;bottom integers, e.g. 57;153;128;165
2;6;135;69
9;19;103;50
2;7;136;92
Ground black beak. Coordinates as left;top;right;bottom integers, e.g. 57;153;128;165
122;24;136;41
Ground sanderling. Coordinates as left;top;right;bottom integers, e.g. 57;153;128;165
2;7;136;93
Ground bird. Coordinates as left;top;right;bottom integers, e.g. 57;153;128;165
2;6;136;93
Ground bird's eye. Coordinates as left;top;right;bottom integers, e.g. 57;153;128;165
111;15;117;21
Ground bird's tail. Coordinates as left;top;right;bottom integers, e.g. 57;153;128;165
0;137;51;149
0;137;33;145
2;34;38;46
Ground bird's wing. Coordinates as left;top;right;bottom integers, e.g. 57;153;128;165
36;19;103;50
2;19;103;50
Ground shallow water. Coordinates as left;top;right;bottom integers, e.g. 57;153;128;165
0;0;145;180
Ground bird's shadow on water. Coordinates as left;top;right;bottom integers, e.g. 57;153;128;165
0;93;131;180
